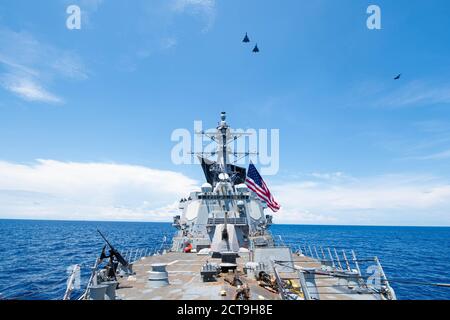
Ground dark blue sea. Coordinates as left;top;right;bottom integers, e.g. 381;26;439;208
0;219;449;300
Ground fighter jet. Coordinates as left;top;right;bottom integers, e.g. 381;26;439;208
242;32;250;43
253;44;260;53
394;74;402;80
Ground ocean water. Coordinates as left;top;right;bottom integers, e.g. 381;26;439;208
0;219;449;300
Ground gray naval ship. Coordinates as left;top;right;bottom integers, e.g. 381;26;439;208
65;112;397;301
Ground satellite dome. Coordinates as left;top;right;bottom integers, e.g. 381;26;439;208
235;184;248;192
201;183;213;193
218;173;230;181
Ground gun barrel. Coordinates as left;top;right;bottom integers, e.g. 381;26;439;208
97;229;114;249
97;229;129;267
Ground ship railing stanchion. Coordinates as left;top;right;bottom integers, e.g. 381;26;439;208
374;256;387;285
342;250;351;271
81;257;100;300
313;246;320;260
129;248;134;262
128;249;133;261
128;248;133;262
135;248;140;260
278;235;287;247
351;250;362;276
320;247;326;259
308;245;314;257
327;248;336;269
334;248;343;270
158;236;167;254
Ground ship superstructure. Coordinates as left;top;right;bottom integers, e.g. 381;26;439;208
66;113;397;301
171;112;274;256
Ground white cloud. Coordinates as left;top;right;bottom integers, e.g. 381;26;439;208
1;159;448;226
161;37;178;50
346;80;450;110
0;160;198;222
0;27;88;104
271;173;450;226
309;171;352;182
386;121;450;162
377;81;450;108
1;74;63;104
413;149;450;161
51;53;89;80
171;0;217;32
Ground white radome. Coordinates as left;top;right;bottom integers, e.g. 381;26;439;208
201;183;212;193
235;184;248;192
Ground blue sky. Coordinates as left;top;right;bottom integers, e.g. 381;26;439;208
1;0;450;225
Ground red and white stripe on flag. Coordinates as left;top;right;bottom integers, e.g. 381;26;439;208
245;177;280;212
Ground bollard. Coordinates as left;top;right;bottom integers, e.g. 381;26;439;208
148;263;169;288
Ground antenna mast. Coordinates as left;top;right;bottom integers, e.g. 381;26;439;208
218;112;229;173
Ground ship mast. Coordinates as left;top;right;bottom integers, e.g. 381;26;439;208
217;112;230;173
191;112;258;185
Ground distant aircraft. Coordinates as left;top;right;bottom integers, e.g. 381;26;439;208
242;32;250;43
253;44;260;53
394;74;402;80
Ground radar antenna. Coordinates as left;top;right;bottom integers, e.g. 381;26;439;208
190;112;258;173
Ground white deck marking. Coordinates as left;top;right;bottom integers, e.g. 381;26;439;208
167;260;179;266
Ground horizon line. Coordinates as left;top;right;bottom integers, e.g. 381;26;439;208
0;217;449;228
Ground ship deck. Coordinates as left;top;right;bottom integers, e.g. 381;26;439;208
116;252;383;300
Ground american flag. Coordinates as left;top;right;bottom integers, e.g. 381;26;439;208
245;163;280;212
